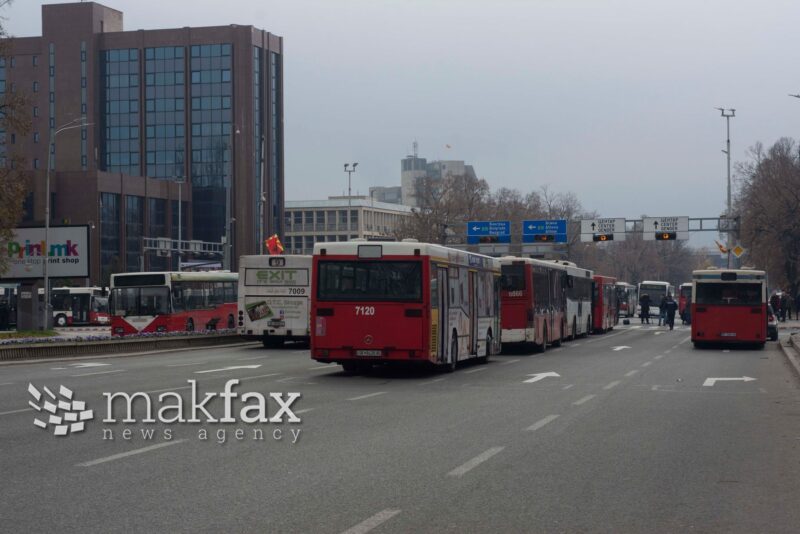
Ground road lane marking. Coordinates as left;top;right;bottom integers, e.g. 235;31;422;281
0;407;33;416
294;408;314;415
309;365;333;370
237;355;270;361
562;384;574;390
166;362;212;367
71;369;126;377
195;365;261;374
571;343;582;347
0;382;15;386
664;350;671;354
525;414;559;432
240;373;281;381
420;378;446;385
77;440;186;467
447;446;505;477
572;394;596;406
654;354;664;360
703;376;756;387
641;361;652;367
340;509;401;534
463;367;487;374
501;359;520;365
680;336;691;344
625;370;639;377
348;392;387;401
145;385;192;394
603;380;620;390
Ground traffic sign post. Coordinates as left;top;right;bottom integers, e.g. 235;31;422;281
580;218;626;242
522;219;567;243
467;221;511;244
642;216;689;241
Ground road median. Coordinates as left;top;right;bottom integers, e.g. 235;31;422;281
0;333;246;363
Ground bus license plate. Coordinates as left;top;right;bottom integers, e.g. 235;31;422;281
720;333;736;337
356;350;381;357
269;320;285;327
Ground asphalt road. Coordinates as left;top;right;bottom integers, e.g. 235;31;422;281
0;324;798;533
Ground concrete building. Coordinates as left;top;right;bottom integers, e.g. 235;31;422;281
284;197;412;255
400;143;478;208
368;185;402;204
0;1;283;284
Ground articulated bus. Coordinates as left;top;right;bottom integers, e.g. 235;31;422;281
499;257;567;351
592;275;618;333
111;271;238;336
678;282;692;324
691;269;767;348
311;240;501;372
637;280;674;316
615;282;637;318
238;255;312;347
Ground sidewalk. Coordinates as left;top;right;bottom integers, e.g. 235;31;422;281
777;318;800;335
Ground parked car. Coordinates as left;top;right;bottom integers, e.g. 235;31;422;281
767;305;779;341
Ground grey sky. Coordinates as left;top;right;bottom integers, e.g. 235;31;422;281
7;0;800;249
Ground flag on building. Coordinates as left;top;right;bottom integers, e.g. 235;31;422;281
265;234;284;255
714;240;728;254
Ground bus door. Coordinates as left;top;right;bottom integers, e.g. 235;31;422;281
469;271;477;355
437;267;449;363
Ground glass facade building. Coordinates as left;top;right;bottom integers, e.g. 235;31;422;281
145;46;185;180
100;48;140;175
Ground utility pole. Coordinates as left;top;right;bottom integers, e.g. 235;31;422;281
717;107;735;268
344;162;358;231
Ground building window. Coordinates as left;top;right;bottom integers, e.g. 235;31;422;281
33;132;40;143
9;57;14;68
100;48;141;175
100;192;121;282
144;46;186;179
125;195;144;271
33;158;40;169
33;107;39;117
32;81;39;92
32;55;38;67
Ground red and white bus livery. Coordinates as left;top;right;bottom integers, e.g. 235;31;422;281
691;269;767;348
499;257;567;351
592;275;618;333
111;271;238;336
311;240;501;372
678;282;692;324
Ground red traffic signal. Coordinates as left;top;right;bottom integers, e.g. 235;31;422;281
593;234;613;242
533;234;555;242
655;232;677;241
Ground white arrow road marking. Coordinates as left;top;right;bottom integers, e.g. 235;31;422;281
70;362;111;368
194;365;262;374
523;371;560;383
611;346;631;351
703;376;757;387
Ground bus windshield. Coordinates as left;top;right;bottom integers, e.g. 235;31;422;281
318;261;422;301
695;283;762;306
111;287;170;316
640;284;668;302
500;264;525;291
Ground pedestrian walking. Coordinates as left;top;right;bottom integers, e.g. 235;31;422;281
787;296;794;321
664;293;679;330
780;293;789;322
658;295;668;326
771;292;782;321
640;293;651;324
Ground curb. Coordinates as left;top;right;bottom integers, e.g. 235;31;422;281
0;334;248;363
780;333;800;379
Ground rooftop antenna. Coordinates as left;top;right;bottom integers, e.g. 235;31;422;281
413;139;418;158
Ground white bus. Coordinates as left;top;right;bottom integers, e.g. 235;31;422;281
637;280;675;317
38;286;109;326
238;255;312;347
551;260;594;339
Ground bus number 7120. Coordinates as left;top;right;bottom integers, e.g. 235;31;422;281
355;306;376;316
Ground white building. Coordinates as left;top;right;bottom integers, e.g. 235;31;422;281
284;196;413;254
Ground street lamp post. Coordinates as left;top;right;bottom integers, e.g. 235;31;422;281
43;118;91;330
344;162;358;232
717;107;735;269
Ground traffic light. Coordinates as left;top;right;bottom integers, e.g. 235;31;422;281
593;234;613;242
532;234;555;242
655;232;677;241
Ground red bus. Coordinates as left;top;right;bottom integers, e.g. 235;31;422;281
311;240;501;373
110;271;238;336
592;275;618;333
678;282;692;324
615;282;637;318
691;269;767;348
499;257;568;352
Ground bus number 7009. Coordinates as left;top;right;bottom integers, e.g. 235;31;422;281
355;306;376;316
288;287;306;295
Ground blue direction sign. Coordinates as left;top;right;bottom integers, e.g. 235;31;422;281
522;219;568;243
467;220;511;244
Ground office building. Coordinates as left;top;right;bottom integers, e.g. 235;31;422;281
368;185;402;205
400;143;478;208
0;1;283;284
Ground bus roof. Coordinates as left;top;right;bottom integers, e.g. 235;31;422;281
498;256;592;278
314;241;500;270
692;269;765;280
639;280;671;286
111;271;238;286
615;282;636;288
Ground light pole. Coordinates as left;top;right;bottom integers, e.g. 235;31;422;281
43;118;91;330
717;107;735;268
259;134;266;254
223;127;241;271
344;162;358;231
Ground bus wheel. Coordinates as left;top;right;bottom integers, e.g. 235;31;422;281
55;314;68;327
341;361;359;374
552;322;564;347
534;327;547;353
446;335;458;372
481;330;493;363
584;317;591;337
186;318;194;332
227;314;235;329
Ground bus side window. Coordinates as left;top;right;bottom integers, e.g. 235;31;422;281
430;278;438;309
172;283;184;311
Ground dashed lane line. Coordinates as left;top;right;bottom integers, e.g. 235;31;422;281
572;394;596;406
524;414;560;432
340;509;402;534
500;359;520;365
562;384;574;390
77;440;187;467
70;369;126;377
654;354;664;360
347;392;387;401
603;380;621;390
0;407;33;416
463;367;487;374
625;370;639;377
641;361;653;367
447;446;505;477
419;378;446;385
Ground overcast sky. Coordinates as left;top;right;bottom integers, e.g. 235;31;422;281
7;0;800;248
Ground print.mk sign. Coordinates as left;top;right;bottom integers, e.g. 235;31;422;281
3;226;90;280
